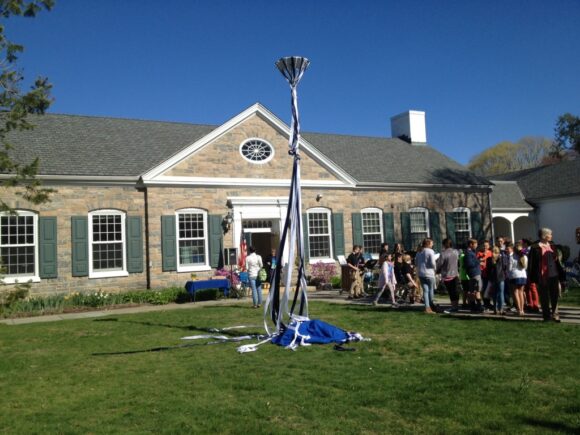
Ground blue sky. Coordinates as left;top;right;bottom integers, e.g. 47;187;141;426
6;0;580;164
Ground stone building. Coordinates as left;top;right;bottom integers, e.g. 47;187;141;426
1;103;492;295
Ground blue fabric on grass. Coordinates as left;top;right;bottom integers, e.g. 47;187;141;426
271;319;349;347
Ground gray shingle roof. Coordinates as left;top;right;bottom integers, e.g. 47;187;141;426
302;132;490;185
489;181;533;210
492;159;580;200
5;114;216;177
5;112;490;186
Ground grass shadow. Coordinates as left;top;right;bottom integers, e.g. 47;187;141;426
522;417;579;434
92;339;234;356
91;318;265;356
345;304;426;313
92;318;262;336
200;304;251;309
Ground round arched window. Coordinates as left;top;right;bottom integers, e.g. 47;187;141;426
239;139;274;163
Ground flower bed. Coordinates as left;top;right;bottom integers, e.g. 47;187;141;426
0;287;203;319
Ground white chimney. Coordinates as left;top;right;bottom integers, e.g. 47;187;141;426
390;110;427;144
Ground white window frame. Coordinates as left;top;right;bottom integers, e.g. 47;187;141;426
0;210;40;284
361;207;383;257
409;207;430;248
307;207;334;263
88;209;128;279
453;207;472;244
176;208;210;272
239;137;275;165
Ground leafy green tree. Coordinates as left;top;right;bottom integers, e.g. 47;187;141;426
467;136;553;176
0;0;54;212
468;141;520;176
553;113;580;155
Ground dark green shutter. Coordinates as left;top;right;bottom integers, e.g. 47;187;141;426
351;213;363;247
39;217;57;278
400;212;411;252
445;212;456;246
332;212;344;260
71;216;88;277
209;215;222;268
161;215;176;272
126;216;143;273
383;212;395;247
430;211;441;252
302;213;310;262
471;211;484;242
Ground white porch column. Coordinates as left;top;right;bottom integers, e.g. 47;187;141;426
228;196;289;265
492;211;532;243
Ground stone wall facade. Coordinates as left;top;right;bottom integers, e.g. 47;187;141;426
0;184;147;296
0;109;492;296
165;114;340;182
1;182;491;296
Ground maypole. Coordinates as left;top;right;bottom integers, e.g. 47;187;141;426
263;56;310;335
168;57;365;353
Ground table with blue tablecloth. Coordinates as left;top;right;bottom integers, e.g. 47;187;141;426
185;279;230;301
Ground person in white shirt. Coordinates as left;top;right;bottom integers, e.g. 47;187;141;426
415;238;437;314
245;246;263;308
507;241;528;316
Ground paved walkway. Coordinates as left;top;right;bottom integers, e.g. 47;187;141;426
2;290;579;325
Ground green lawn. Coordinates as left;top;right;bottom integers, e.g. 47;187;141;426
562;285;580;307
1;302;579;434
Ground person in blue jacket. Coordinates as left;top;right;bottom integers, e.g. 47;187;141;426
464;238;484;312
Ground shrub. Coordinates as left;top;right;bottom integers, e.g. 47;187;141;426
1;294;66;317
215;268;240;286
0;287;29;307
310;262;337;288
330;276;342;289
0;287;191;318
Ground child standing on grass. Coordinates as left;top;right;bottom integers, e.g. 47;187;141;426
373;253;398;307
487;247;507;315
401;254;418;304
458;250;470;308
508;241;528;316
522;238;540;313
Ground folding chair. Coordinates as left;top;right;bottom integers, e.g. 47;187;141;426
238;272;252;297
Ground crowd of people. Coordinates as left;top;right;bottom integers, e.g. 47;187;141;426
347;227;568;322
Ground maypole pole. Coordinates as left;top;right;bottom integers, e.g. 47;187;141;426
264;56;310;335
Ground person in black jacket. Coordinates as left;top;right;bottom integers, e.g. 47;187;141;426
487;247;507;314
347;245;366;299
527;228;567;322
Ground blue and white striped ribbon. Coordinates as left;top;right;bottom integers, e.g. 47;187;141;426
263;57;310;336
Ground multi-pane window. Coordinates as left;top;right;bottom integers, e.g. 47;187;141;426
90;211;125;274
409;207;429;250
240;138;274;164
0;212;37;278
453;208;471;248
177;209;208;268
361;208;382;255
308;209;332;259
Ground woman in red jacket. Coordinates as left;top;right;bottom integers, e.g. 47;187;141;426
527;228;567;322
